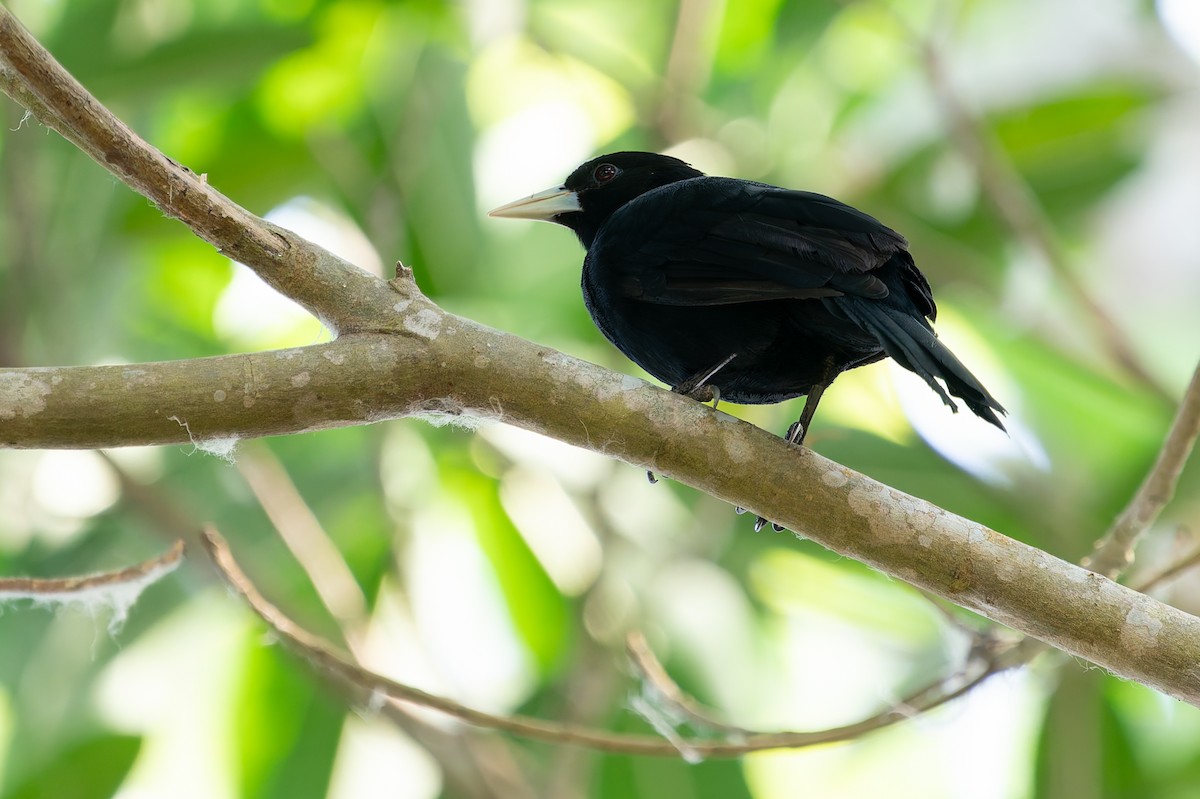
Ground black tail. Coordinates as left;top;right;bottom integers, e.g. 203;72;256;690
835;298;1007;431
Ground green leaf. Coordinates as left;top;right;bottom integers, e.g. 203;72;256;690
1034;668;1151;799
990;84;1155;219
443;467;572;675
235;639;344;799
3;735;141;799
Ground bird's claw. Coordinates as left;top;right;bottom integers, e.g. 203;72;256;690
674;383;717;403
738;505;783;531
672;354;737;403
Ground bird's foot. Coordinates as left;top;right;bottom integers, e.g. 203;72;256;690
735;506;784;532
652;363;732;488
734;419;807;530
756;517;785;532
653;373;729;487
672;381;717;404
747;421;806;530
671;354;737;404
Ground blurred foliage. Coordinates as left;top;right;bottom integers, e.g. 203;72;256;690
1;0;1199;797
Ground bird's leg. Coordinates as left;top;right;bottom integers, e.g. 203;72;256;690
755;358;840;531
785;356;839;446
648;354;738;484
784;381;828;446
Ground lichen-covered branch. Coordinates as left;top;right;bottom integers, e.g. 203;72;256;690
0;335;435;448
7;318;1200;706
0;540;184;595
0;541;185;633
3;3;1200;712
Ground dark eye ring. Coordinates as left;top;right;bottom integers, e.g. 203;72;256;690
593;163;618;183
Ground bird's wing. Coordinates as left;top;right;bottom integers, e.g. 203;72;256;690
598;178;910;306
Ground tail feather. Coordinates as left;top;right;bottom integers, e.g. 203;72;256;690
835;299;1007;431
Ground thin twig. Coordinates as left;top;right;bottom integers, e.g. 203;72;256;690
1086;360;1200;578
1133;535;1200;594
911;19;1174;403
625;631;751;736
0;540;184;595
235;447;538;799
655;0;720;143
99;451;530;799
236;445;370;633
200;524;1012;757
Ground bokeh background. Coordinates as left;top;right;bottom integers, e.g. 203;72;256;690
2;0;1200;796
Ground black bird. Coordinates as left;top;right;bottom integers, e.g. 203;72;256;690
491;152;1005;524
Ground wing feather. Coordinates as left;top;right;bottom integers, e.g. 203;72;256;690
593;178;908;307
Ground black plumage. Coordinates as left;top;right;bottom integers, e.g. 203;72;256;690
491;151;1005;464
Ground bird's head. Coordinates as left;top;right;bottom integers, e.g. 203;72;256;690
489;152;703;247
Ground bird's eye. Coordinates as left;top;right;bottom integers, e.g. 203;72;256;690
593;163;618;184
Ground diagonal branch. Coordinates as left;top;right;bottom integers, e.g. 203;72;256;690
655;0;720;144
0;6;407;334
1135;538;1200;594
235;447;539;799
1086;360;1200;578
625;631;752;737
4;2;1200;711
5;286;1200;706
236;444;371;634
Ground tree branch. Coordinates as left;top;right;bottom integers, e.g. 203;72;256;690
0;6;407;334
1086;361;1200;578
0;335;434;448
7;321;1200;710
4;4;1200;711
236;444;372;633
1135;539;1200;594
234;446;540;799
0;539;184;595
200;525;1012;756
911;19;1174;403
625;630;751;736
